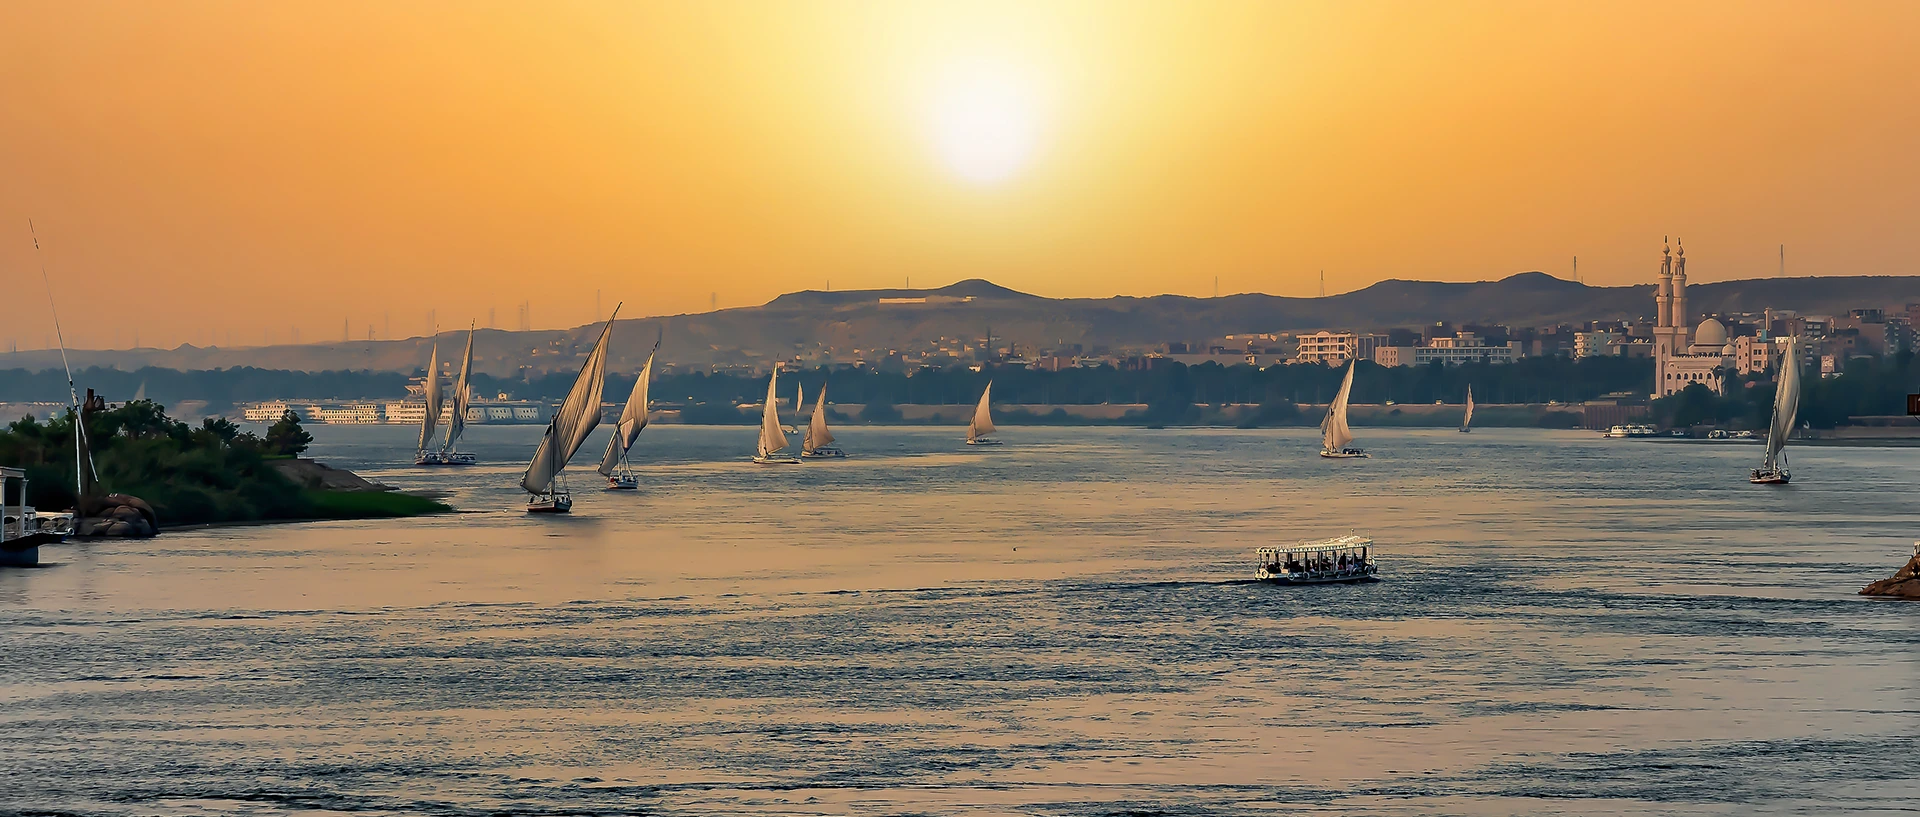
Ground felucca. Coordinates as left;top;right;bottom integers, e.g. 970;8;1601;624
1458;385;1474;433
597;342;657;489
420;327;478;465
801;381;845;458
1751;337;1801;485
1320;359;1368;458
411;341;446;465
521;307;619;512
966;381;1000;446
753;367;800;464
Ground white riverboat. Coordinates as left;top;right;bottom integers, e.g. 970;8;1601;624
1256;535;1379;585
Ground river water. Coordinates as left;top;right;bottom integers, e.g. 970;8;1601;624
2;425;1916;816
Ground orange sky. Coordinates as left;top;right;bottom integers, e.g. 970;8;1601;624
2;1;1917;350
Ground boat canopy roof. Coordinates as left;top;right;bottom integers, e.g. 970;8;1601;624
1257;535;1373;556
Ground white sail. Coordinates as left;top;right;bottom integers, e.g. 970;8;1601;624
417;342;442;452
442;328;474;453
1763;338;1801;470
521;311;617;494
804;383;835;453
757;368;789;457
1321;360;1357;452
967;381;996;442
597;351;654;476
1462;385;1475;430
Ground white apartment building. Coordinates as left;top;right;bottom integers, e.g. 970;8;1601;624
1575;331;1623;358
1294;331;1386;366
1414;333;1514;366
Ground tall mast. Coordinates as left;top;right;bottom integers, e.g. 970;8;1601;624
29;220;92;500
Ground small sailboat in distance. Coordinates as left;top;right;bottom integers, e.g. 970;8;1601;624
801;381;846;458
966;381;1000;445
1320;359;1368;458
753;367;800;464
1459;385;1474;433
421;327;478;465
521;307;619;512
1751;337;1800;485
412;341;447;465
597;339;657;489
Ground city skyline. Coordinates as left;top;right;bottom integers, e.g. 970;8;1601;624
3;2;1918;350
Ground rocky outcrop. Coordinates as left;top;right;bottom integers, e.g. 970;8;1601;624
267;458;391;492
1859;547;1920;599
75;493;159;538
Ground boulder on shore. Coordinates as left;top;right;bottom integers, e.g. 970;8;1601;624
75;493;159;538
1859;546;1920;599
268;458;391;492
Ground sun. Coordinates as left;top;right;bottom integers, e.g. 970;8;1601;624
924;60;1042;186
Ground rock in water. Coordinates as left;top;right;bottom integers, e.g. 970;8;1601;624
1859;543;1920;599
75;493;160;538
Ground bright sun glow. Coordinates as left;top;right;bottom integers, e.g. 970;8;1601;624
925;60;1042;186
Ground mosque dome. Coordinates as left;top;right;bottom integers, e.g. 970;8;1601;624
1693;318;1728;347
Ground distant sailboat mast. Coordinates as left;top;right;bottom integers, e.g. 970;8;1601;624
522;306;620;503
441;327;475;455
967;381;997;443
416;341;443;455
1761;338;1801;474
597;339;658;479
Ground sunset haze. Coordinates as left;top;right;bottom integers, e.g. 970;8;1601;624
3;1;1917;349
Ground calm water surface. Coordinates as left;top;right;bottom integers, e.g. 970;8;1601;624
3;425;1918;816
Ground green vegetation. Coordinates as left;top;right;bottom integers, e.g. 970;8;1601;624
0;400;445;526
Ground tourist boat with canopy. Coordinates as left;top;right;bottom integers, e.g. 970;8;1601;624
753;367;800;464
1320;360;1367;457
800;382;846;458
1458;385;1474;433
1751;337;1800;485
966;381;1000;446
417;327;478;465
597;339;657;489
521;307;618;512
1256;535;1379;584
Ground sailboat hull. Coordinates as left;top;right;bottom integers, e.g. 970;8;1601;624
1320;449;1369;458
605;475;639;490
753;455;801;464
527;494;573;513
1749;469;1790;485
1457;428;1471;433
801;448;847;458
966;438;1002;446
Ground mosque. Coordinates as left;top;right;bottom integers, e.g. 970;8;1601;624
1651;240;1735;398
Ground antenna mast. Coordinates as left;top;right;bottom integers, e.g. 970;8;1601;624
1319;270;1326;298
28;220;95;500
1573;256;1580;284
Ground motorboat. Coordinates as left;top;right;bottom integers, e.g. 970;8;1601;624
1605;425;1632;438
1256;535;1379;585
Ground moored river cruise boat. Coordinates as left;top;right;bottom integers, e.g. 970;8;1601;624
1256;535;1379;585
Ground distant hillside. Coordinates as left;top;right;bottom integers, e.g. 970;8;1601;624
3;273;1917;377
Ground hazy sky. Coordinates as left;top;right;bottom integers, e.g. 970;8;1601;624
2;1;1917;349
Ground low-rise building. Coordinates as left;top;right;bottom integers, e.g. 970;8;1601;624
1414;332;1514;366
1294;331;1386;366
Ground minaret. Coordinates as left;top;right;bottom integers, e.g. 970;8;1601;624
1672;239;1688;341
1656;240;1673;328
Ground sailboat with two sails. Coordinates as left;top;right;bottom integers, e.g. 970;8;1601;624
1751;338;1801;485
417;328;478;465
753;368;801;464
521;308;619;512
799;382;846;458
1458;385;1474;433
965;381;999;446
597;340;657;489
1320;360;1368;458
